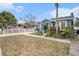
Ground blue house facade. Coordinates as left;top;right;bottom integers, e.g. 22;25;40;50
37;13;79;34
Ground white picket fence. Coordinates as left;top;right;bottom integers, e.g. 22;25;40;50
1;29;35;34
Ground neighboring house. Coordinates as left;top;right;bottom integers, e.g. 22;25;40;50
37;20;53;34
37;13;79;34
17;21;39;30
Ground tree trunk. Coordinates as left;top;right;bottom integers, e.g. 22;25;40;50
55;3;59;37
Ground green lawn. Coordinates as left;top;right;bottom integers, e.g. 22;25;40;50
0;35;70;56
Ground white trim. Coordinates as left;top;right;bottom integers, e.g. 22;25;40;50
58;18;74;21
65;21;67;27
74;27;79;30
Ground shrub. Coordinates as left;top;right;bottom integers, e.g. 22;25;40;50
59;27;75;39
46;27;56;36
44;26;75;39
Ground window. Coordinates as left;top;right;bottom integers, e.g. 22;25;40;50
61;21;65;30
67;20;73;27
75;19;79;27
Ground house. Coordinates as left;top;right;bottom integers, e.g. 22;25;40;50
37;20;54;34
17;20;39;30
37;13;79;34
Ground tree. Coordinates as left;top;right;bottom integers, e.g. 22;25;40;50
0;11;17;28
25;14;36;22
0;15;8;28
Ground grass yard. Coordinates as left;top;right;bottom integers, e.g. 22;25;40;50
31;32;43;36
0;35;70;56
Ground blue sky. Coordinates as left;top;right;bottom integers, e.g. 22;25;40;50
0;3;79;23
13;3;54;21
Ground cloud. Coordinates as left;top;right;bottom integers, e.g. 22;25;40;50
0;3;25;24
17;20;25;24
0;3;24;12
38;11;52;20
0;3;14;12
15;6;24;12
38;6;79;20
51;8;71;18
51;7;79;18
38;8;72;20
71;7;79;17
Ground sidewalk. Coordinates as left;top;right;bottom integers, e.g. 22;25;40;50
0;33;23;37
70;41;79;56
0;46;2;56
0;33;71;44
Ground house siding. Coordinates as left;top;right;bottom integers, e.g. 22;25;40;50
37;16;79;34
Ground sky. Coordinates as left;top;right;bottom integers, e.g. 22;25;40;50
0;3;79;23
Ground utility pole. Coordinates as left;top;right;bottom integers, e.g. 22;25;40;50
55;3;59;37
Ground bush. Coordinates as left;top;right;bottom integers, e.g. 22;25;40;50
47;26;75;38
44;26;75;39
59;27;75;39
46;27;56;36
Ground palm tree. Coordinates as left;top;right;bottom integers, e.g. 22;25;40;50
55;3;59;37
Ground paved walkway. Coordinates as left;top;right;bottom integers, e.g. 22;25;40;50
0;46;2;56
70;41;79;56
